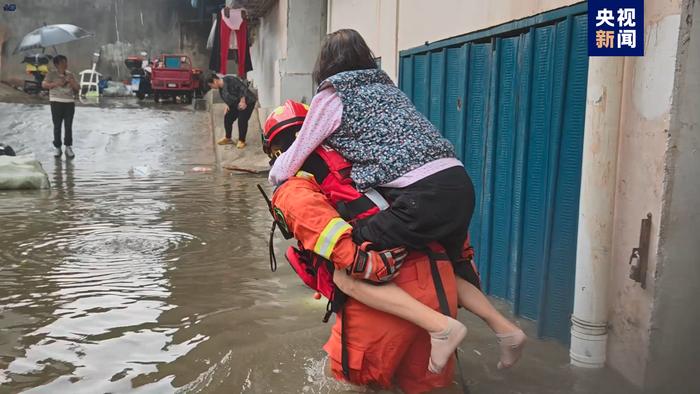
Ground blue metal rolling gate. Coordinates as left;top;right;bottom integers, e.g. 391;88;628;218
399;3;589;342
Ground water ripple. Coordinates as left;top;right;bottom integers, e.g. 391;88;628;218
0;102;317;393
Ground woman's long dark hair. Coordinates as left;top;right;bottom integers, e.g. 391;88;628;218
313;29;377;85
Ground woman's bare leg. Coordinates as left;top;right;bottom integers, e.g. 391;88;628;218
455;278;518;334
333;270;446;331
455;277;526;369
332;270;466;373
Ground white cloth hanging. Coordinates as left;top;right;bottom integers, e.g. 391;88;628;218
221;8;243;30
206;13;217;49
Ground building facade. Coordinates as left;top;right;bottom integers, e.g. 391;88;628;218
247;0;327;118
0;0;213;83
249;1;699;391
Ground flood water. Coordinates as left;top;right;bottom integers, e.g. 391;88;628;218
0;101;351;393
0;101;640;394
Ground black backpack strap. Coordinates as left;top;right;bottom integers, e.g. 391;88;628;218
268;221;278;272
426;250;471;394
337;188;391;221
427;251;451;315
322;288;351;380
341;304;350;380
299;152;330;184
337;196;376;221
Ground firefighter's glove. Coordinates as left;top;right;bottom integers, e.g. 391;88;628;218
348;242;408;283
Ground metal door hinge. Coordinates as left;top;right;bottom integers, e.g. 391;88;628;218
628;213;652;288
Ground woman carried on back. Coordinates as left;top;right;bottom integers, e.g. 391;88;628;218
269;29;526;373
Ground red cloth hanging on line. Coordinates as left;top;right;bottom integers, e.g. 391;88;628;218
219;16;232;74
235;19;249;78
218;8;250;77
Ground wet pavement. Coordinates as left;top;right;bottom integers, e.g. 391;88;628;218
0;101;641;393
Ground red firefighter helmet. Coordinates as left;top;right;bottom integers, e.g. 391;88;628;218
262;100;309;157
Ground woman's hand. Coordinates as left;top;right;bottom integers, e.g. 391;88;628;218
56;77;69;88
43;80;59;89
225;105;230;114
67;74;79;91
237;98;247;111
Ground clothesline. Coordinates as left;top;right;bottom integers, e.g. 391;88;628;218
207;6;253;78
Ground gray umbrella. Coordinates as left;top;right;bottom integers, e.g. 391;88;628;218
13;24;94;54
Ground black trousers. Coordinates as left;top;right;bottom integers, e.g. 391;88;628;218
224;102;255;141
50;101;75;148
352;166;477;281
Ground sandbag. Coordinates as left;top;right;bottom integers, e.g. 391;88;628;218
103;81;129;97
0;155;50;190
0;143;16;156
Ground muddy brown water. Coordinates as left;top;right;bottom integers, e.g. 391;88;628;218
0;101;643;394
0;101;359;393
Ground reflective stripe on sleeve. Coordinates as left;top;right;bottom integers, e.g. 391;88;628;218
295;170;315;180
314;217;352;259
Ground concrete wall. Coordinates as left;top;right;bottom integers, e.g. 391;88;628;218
646;0;700;392
281;0;326;104
248;0;326;118
248;0;287;117
605;0;683;387
0;24;7;77
327;0;580;81
0;0;210;83
326;0;695;390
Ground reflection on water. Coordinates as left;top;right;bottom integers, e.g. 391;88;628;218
0;103;342;393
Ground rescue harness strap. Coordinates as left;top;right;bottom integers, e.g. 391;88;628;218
258;184;280;272
427;251;471;394
337;198;373;221
269;221;278;272
325;290;350;379
341;304;350;380
299;154;389;221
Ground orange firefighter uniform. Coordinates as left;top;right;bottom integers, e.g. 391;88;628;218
272;176;460;393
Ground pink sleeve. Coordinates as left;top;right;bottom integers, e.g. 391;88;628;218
268;87;343;185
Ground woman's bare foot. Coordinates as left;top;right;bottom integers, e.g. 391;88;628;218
496;329;527;369
428;316;467;373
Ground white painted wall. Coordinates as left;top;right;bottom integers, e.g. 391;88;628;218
248;0;325;119
327;0;580;81
647;1;700;392
377;0;399;84
605;0;683;387
328;0;381;50
0;26;6;79
248;0;288;117
397;0;579;49
280;0;326;105
327;0;691;389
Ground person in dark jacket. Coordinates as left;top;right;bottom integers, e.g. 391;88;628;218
205;73;257;149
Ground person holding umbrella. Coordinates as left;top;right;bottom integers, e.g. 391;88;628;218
42;55;79;158
14;23;93;158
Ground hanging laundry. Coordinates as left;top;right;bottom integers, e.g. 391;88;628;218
224;8;238;51
208;6;253;76
219;12;232;74
244;27;253;74
208;13;222;72
221;7;243;30
207;13;217;49
236;19;253;78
